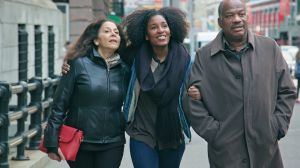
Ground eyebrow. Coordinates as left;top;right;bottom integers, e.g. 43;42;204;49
224;8;245;14
149;21;167;26
102;27;118;30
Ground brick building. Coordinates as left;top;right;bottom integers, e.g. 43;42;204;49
247;0;300;46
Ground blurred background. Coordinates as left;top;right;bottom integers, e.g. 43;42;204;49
0;1;300;168
1;0;300;82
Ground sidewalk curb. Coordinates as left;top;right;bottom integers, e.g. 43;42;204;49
9;150;50;168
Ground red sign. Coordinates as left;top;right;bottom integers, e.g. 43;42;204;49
279;0;290;23
246;4;253;24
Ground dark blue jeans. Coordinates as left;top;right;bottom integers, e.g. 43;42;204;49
130;138;185;168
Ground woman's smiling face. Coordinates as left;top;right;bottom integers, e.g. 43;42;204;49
146;15;171;48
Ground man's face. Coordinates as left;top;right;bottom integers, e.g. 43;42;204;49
218;0;248;42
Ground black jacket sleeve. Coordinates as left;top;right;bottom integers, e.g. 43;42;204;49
44;59;77;148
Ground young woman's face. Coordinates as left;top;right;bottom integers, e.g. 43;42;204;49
95;21;121;52
146;15;171;48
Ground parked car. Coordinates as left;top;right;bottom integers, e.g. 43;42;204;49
183;32;218;61
196;31;218;48
280;45;299;76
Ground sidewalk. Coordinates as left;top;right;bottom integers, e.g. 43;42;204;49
8;131;208;168
8;150;49;168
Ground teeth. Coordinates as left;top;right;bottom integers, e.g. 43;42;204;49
158;36;166;40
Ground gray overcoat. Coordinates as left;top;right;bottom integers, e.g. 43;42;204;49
183;30;296;168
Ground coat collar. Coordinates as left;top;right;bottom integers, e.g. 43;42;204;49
88;48;121;68
210;30;255;57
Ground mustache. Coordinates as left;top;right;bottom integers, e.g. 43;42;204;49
231;25;244;28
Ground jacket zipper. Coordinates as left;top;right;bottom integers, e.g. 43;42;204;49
107;67;110;105
104;66;110;139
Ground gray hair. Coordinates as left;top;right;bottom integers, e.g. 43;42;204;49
218;0;247;19
218;1;224;18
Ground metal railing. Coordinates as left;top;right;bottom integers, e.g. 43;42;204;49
0;77;59;168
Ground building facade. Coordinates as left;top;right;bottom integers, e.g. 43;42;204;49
247;0;300;46
68;0;109;42
205;0;222;32
295;0;300;45
0;0;66;83
53;0;126;42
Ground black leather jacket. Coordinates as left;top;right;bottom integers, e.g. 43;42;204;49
44;50;129;148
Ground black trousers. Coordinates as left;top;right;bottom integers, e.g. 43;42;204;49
67;145;124;168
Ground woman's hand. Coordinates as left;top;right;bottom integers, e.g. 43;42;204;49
61;60;70;75
188;85;201;100
48;148;65;162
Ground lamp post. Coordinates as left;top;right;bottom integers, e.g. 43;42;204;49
188;0;195;56
163;0;170;7
171;0;179;8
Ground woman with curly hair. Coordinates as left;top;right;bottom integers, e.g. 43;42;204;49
61;8;197;167
122;7;192;168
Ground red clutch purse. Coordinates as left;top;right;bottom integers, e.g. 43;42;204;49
39;125;84;161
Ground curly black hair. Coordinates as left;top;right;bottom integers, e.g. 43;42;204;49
122;7;189;48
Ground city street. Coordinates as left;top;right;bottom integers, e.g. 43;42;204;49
1;1;300;168
45;104;300;168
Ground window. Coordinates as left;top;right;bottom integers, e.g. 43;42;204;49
18;24;28;81
35;26;42;77
298;0;300;15
48;26;55;77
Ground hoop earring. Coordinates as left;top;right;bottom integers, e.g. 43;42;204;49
94;40;99;46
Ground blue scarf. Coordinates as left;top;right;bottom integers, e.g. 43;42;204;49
136;40;190;148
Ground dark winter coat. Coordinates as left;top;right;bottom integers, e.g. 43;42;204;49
184;30;296;168
44;50;129;148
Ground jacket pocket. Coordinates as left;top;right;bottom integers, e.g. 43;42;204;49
211;122;222;149
270;115;279;141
